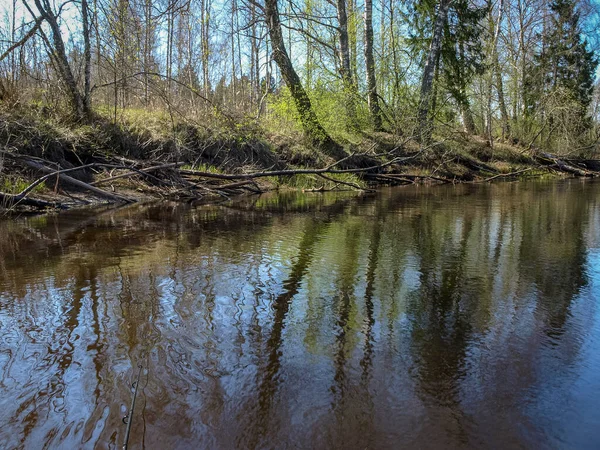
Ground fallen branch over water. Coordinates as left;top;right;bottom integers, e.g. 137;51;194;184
470;168;532;183
3;144;600;212
91;162;184;186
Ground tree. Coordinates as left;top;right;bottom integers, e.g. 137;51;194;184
416;0;486;142
263;0;344;156
417;0;452;144
23;0;91;119
441;0;487;136
336;0;358;128
488;0;511;139
525;0;598;141
364;0;382;130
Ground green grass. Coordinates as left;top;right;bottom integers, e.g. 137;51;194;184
1;177;45;194
264;171;365;190
182;163;224;174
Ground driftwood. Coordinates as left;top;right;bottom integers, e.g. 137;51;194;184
0;160;127;210
317;173;374;192
365;173;416;184
216;180;263;191
366;173;452;184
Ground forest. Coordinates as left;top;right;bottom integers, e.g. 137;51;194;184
0;0;599;207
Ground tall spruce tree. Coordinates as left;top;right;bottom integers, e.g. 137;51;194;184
441;0;487;135
413;0;487;143
525;0;597;130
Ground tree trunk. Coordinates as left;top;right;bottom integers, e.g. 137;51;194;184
364;0;382;130
461;101;476;134
166;0;174;96
82;0;92;111
487;0;504;147
347;0;358;84
143;0;151;105
418;0;451;144
230;0;237;107
495;56;511;139
251;1;260;107
336;0;358;128
30;0;87;119
201;0;209;96
264;0;343;157
486;75;494;146
491;0;509;138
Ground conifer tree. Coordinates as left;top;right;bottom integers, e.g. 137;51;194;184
525;0;597;132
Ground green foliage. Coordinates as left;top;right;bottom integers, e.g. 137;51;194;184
264;171;365;190
267;80;371;141
1;177;45;194
441;0;488;108
182;163;223;174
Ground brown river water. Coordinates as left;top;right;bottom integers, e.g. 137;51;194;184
1;180;600;449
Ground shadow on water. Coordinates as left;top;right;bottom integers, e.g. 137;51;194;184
1;180;600;449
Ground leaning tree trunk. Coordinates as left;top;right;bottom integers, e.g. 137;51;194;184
264;0;343;157
30;0;88;120
364;0;382;130
417;0;451;144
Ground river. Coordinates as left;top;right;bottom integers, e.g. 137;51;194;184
1;179;600;449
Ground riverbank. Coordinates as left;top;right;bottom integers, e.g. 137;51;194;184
1;104;598;212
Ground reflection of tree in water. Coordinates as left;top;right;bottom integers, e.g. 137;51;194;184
402;186;593;445
331;222;362;402
517;194;589;338
17;264;94;446
241;217;332;448
80;269;109;443
2;181;599;449
360;217;380;387
406;210;475;444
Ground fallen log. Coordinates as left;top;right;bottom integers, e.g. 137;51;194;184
178;155;408;180
535;152;598;177
470;168;532;183
217;180;262;191
317;173;375;192
215;180;256;190
377;173;452;183
364;173;415;185
563;158;600;172
0;191;60;209
22;159;133;203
